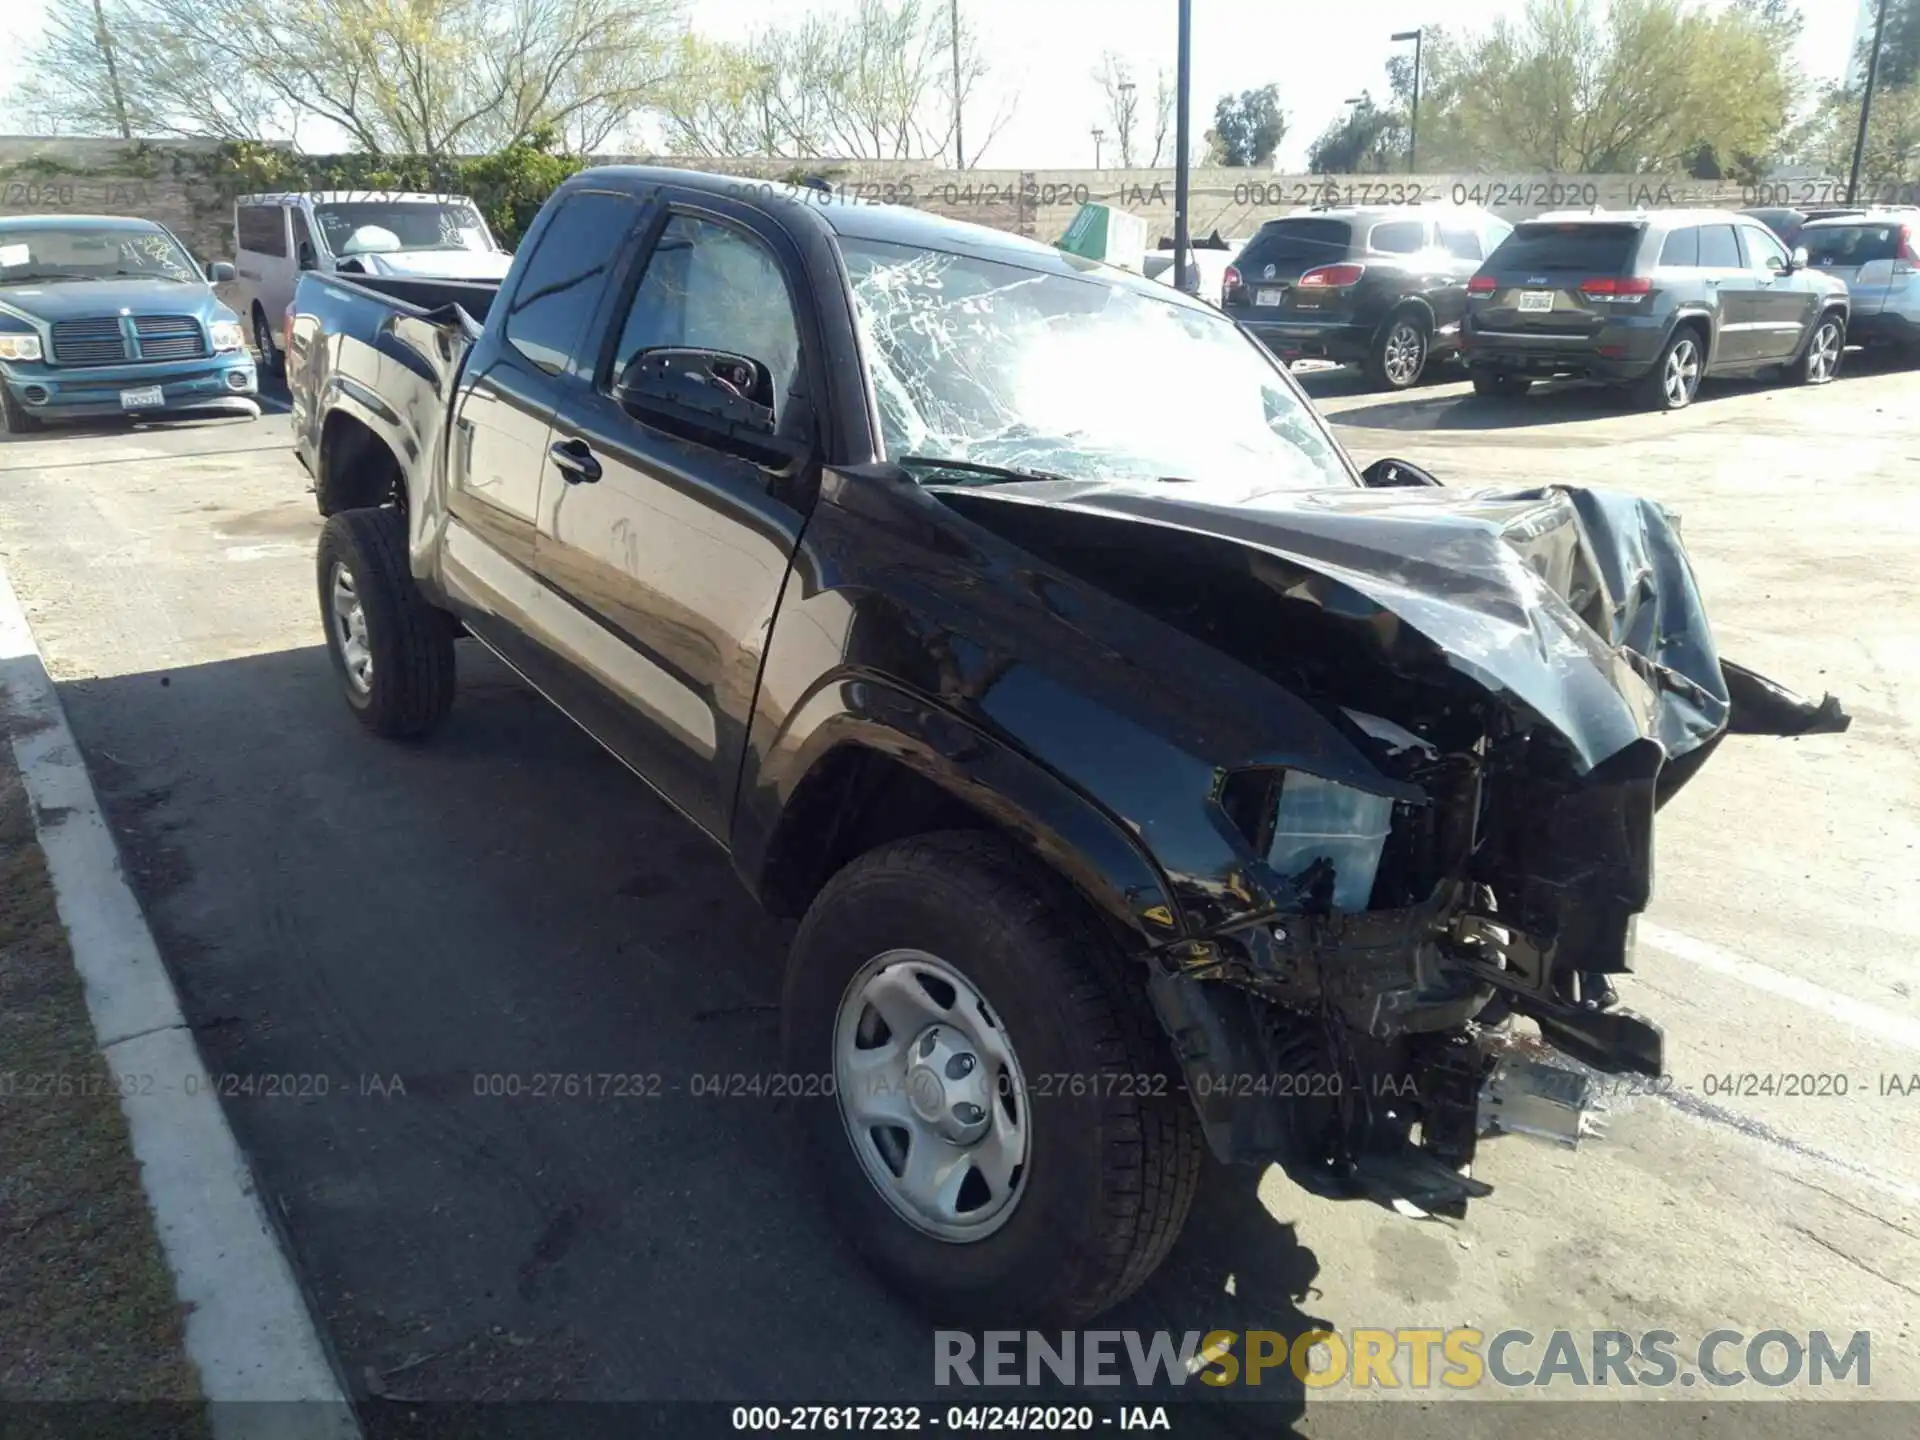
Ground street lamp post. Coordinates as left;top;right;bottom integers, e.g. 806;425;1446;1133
1392;28;1422;174
1092;127;1107;169
1174;0;1193;293
1850;0;1891;204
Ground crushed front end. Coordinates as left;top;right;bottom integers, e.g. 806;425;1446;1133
940;476;1851;1217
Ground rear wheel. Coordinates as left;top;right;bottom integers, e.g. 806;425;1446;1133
782;831;1201;1325
316;507;455;738
1366;312;1430;390
1792;311;1844;386
1470;370;1532;399
253;304;284;379
1634;326;1704;411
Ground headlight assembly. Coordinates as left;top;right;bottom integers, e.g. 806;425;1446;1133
1222;767;1395;912
0;333;43;362
209;320;246;353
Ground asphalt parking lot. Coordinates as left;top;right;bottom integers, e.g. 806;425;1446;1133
1;359;1917;1432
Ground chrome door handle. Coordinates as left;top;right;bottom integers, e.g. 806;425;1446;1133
549;439;602;484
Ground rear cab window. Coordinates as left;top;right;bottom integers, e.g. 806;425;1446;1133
1366;219;1428;255
1486;223;1643;273
1803;223;1904;267
1236;218;1353;271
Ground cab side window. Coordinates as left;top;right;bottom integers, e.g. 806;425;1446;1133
503;190;636;377
1368;219;1427;255
1658;227;1699;267
238;206;287;258
610;214;802;421
290;209;316;269
1740;225;1790;272
1696;224;1741;269
1438;223;1482;262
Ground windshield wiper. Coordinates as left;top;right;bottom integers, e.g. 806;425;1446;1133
895;455;1073;486
0;271;98;283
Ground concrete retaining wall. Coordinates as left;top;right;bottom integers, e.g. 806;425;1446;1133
0;137;1846;261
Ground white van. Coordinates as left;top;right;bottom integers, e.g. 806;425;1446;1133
231;191;514;374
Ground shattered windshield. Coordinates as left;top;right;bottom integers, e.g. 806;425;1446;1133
839;238;1352;490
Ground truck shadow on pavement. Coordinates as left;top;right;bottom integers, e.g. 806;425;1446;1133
54;639;1320;1433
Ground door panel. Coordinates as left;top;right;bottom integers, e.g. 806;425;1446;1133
534;205;816;839
441;188;639;653
1696;223;1760;366
1737;224;1810;362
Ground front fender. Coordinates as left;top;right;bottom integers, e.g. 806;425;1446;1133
735;673;1186;947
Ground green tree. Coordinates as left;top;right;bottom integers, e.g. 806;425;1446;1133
1209;85;1286;167
10;0;681;154
1859;0;1920;89
1403;0;1800;175
656;0;1011;163
1305;95;1405;174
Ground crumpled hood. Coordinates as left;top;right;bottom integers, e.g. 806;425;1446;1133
936;476;1844;775
344;249;513;280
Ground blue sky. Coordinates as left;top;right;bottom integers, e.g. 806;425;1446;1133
0;0;1868;171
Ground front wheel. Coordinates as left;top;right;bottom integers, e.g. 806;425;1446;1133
1792;312;1845;386
782;832;1202;1325
1366;313;1430;390
253;306;284;379
316;507;455;738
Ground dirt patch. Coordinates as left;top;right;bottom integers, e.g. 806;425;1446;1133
0;745;209;1436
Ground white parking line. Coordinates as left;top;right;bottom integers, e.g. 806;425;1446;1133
1640;919;1920;1055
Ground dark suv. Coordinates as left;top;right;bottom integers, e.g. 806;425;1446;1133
1221;205;1511;389
1462;209;1850;410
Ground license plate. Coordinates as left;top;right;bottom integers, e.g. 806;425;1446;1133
120;385;164;409
1255;287;1285;306
1517;290;1555;313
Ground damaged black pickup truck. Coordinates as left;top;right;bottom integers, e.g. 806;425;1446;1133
287;167;1848;1324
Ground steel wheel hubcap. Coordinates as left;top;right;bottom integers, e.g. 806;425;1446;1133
1384;323;1424;385
834;949;1029;1242
1664;340;1699;405
1810;324;1839;380
328;560;372;694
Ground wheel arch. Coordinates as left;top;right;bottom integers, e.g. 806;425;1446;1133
740;688;1183;952
316;402;408;518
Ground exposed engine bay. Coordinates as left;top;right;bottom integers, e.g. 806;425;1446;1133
936;476;1849;1216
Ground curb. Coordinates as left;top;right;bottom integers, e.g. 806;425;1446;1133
0;563;361;1440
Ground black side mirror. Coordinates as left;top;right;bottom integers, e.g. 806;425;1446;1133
207;260;236;283
1361;457;1442;488
614;347;807;470
297;242;317;272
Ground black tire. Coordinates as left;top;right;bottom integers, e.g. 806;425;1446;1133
1791;310;1845;386
1634;324;1706;411
782;831;1202;1325
1470;370;1532;399
1;386;43;434
316;507;455;738
1364;310;1430;390
252;304;284;379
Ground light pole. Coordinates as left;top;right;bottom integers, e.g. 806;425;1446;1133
1850;0;1890;204
1392;28;1422;173
1174;0;1193;293
1092;127;1107;169
951;0;965;169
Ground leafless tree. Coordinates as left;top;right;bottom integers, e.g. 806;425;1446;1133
1092;52;1140;168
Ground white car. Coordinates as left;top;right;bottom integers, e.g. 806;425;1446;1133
230;191;514;375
